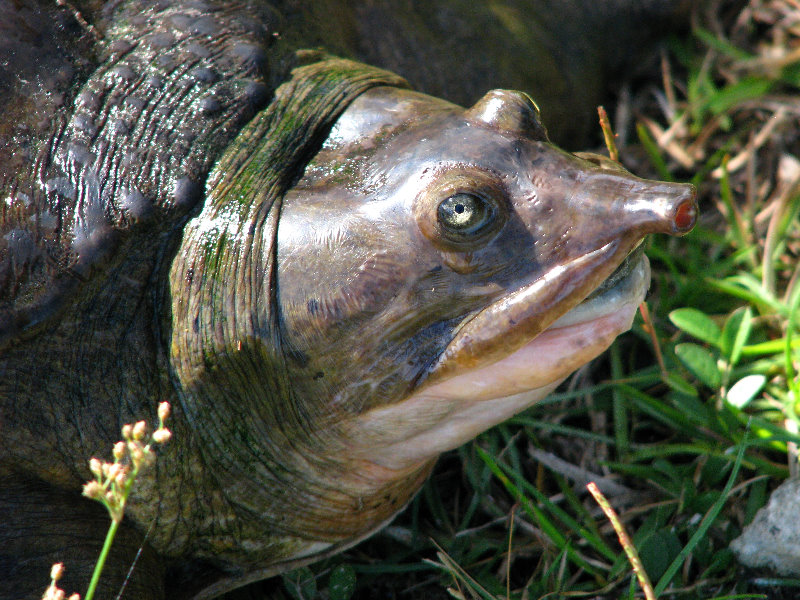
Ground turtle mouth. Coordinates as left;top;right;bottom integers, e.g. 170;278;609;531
589;243;645;300
418;245;650;399
547;242;647;329
420;238;651;393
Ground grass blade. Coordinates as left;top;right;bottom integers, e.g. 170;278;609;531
653;428;750;595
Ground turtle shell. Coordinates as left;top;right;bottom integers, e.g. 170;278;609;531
0;2;408;349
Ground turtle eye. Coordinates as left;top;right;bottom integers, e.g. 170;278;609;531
415;169;507;251
437;193;496;240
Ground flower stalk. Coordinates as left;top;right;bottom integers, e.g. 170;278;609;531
43;402;172;600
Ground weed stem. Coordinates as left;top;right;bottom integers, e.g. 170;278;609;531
84;517;122;600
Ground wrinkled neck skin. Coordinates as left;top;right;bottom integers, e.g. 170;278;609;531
169;84;695;597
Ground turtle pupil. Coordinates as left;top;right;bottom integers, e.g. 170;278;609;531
437;193;495;240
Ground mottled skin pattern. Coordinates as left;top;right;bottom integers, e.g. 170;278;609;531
0;2;694;599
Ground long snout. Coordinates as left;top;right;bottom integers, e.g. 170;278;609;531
571;163;698;237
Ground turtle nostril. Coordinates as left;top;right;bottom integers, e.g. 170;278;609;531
673;199;697;233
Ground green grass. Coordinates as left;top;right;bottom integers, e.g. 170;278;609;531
249;3;800;599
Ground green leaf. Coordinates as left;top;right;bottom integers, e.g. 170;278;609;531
654;431;751;596
705;77;774;115
717;274;784;313
425;544;498;600
664;372;700;397
637;528;683;582
721;307;753;365
675;343;722;388
693;27;754;61
282;567;317;600
702;548;735;578
786;284;800;400
744;477;768;526
741;337;800;357
328;564;357;600
726;375;766;408
475;447;603;575
670;308;722;346
637;123;673;181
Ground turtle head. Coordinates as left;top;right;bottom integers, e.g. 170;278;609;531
276;85;696;468
166;79;695;577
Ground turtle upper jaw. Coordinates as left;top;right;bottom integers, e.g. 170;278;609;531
350;251;650;471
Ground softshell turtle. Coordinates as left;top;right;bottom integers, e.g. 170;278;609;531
0;1;696;598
